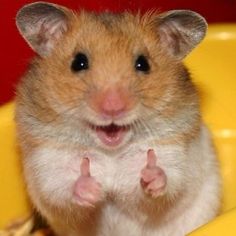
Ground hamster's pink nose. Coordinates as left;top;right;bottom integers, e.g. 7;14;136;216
89;87;134;119
100;88;126;118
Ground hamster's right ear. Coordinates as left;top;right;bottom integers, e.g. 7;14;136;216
16;2;71;57
156;10;207;60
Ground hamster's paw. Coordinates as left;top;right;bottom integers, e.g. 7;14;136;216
73;158;102;207
140;149;167;198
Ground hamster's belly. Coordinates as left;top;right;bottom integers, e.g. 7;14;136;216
23;139;185;216
98;203;143;236
93;202;184;236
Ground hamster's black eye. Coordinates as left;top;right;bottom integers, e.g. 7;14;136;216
135;55;150;73
71;53;89;72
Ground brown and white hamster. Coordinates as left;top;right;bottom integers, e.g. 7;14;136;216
15;2;221;236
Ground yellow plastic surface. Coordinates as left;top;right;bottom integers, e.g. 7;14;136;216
0;24;236;234
188;208;236;236
0;102;30;228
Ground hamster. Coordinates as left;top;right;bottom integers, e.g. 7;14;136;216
15;2;221;236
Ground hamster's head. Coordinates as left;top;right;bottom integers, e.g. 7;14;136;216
16;2;206;150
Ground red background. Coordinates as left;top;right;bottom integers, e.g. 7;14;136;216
1;0;236;105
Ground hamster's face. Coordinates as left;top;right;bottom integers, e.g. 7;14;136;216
40;13;176;148
16;4;206;149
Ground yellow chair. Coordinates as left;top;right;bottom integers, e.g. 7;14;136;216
0;24;236;235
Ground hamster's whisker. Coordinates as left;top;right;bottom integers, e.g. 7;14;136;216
135;117;156;138
140;95;162;102
134;86;157;94
138;103;185;138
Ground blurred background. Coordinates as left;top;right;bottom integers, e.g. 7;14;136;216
1;0;236;105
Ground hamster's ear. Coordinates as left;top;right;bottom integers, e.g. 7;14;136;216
16;2;71;57
157;10;207;59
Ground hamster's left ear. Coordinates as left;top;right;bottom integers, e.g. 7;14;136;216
16;2;71;57
157;10;207;59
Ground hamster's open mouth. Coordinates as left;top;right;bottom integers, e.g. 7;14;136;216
90;123;130;147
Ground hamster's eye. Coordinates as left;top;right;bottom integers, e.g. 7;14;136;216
135;55;150;73
71;53;89;72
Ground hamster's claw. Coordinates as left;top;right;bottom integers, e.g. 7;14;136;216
73;158;102;207
140;150;167;198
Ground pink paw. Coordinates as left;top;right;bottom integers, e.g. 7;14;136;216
140;149;167;198
74;158;102;207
